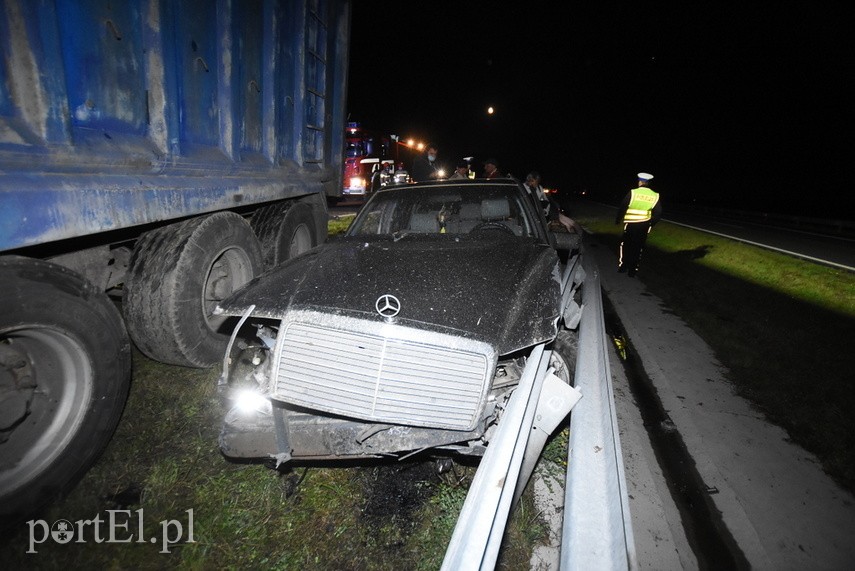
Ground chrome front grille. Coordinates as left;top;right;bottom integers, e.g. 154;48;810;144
272;318;492;431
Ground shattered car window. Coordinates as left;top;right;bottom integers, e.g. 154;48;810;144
347;183;540;239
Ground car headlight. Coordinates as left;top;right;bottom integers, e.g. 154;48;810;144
234;388;271;415
350;177;366;189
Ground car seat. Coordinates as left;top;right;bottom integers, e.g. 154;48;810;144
480;198;510;221
408;211;439;233
447;202;481;233
478;198;521;235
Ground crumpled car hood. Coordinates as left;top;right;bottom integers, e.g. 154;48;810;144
217;237;562;355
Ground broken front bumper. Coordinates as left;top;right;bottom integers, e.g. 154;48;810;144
219;401;491;464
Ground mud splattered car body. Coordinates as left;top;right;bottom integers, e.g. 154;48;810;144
215;179;582;464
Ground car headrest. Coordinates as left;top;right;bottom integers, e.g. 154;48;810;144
409;211;439;233
481;198;510;221
459;203;481;220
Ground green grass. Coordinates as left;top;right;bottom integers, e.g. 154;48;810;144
0;215;555;568
581;214;854;318
574;201;855;491
328;213;356;237
1;349;548;569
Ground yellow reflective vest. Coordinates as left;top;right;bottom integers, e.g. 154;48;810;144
623;187;660;223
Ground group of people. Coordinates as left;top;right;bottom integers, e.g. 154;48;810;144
411;145;662;277
411;145;582;234
411;145;504;182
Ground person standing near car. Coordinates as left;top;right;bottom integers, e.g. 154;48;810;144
449;160;470;179
411;144;440;182
524;172;581;234
615;172;662;277
482;157;503;179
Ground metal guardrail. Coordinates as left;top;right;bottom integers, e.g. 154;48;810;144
561;252;636;569
441;246;634;570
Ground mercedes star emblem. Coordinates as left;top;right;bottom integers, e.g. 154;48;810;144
375;294;401;318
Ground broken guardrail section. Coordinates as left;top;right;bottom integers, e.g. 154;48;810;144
442;246;634;570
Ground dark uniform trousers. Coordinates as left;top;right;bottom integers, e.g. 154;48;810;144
619;222;651;274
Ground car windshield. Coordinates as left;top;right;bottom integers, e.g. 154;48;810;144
345;141;366;157
347;181;542;240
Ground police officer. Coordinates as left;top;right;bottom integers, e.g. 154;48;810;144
615;172;662;277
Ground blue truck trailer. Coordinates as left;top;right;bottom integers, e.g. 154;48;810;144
0;0;351;522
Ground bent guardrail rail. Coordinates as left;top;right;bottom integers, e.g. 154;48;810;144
442;246;633;570
440;343;552;570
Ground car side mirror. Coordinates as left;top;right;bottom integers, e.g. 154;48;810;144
551;231;580;252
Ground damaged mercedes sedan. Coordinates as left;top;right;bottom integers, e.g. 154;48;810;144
214;178;585;467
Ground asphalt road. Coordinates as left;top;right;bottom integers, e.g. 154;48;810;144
328;197;366;219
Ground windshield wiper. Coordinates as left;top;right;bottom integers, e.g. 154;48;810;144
392;230;413;242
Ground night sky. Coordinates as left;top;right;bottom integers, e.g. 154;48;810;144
346;2;852;220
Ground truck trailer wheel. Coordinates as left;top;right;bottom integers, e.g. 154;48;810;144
251;202;317;268
123;212;263;368
0;256;131;525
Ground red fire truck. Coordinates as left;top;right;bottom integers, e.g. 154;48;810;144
342;122;393;196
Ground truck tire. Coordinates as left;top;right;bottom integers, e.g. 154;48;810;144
0;256;131;525
251;202;317;268
123;212;263;368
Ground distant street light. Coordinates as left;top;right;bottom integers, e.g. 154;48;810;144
487;106;494;115
390;134;428;165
